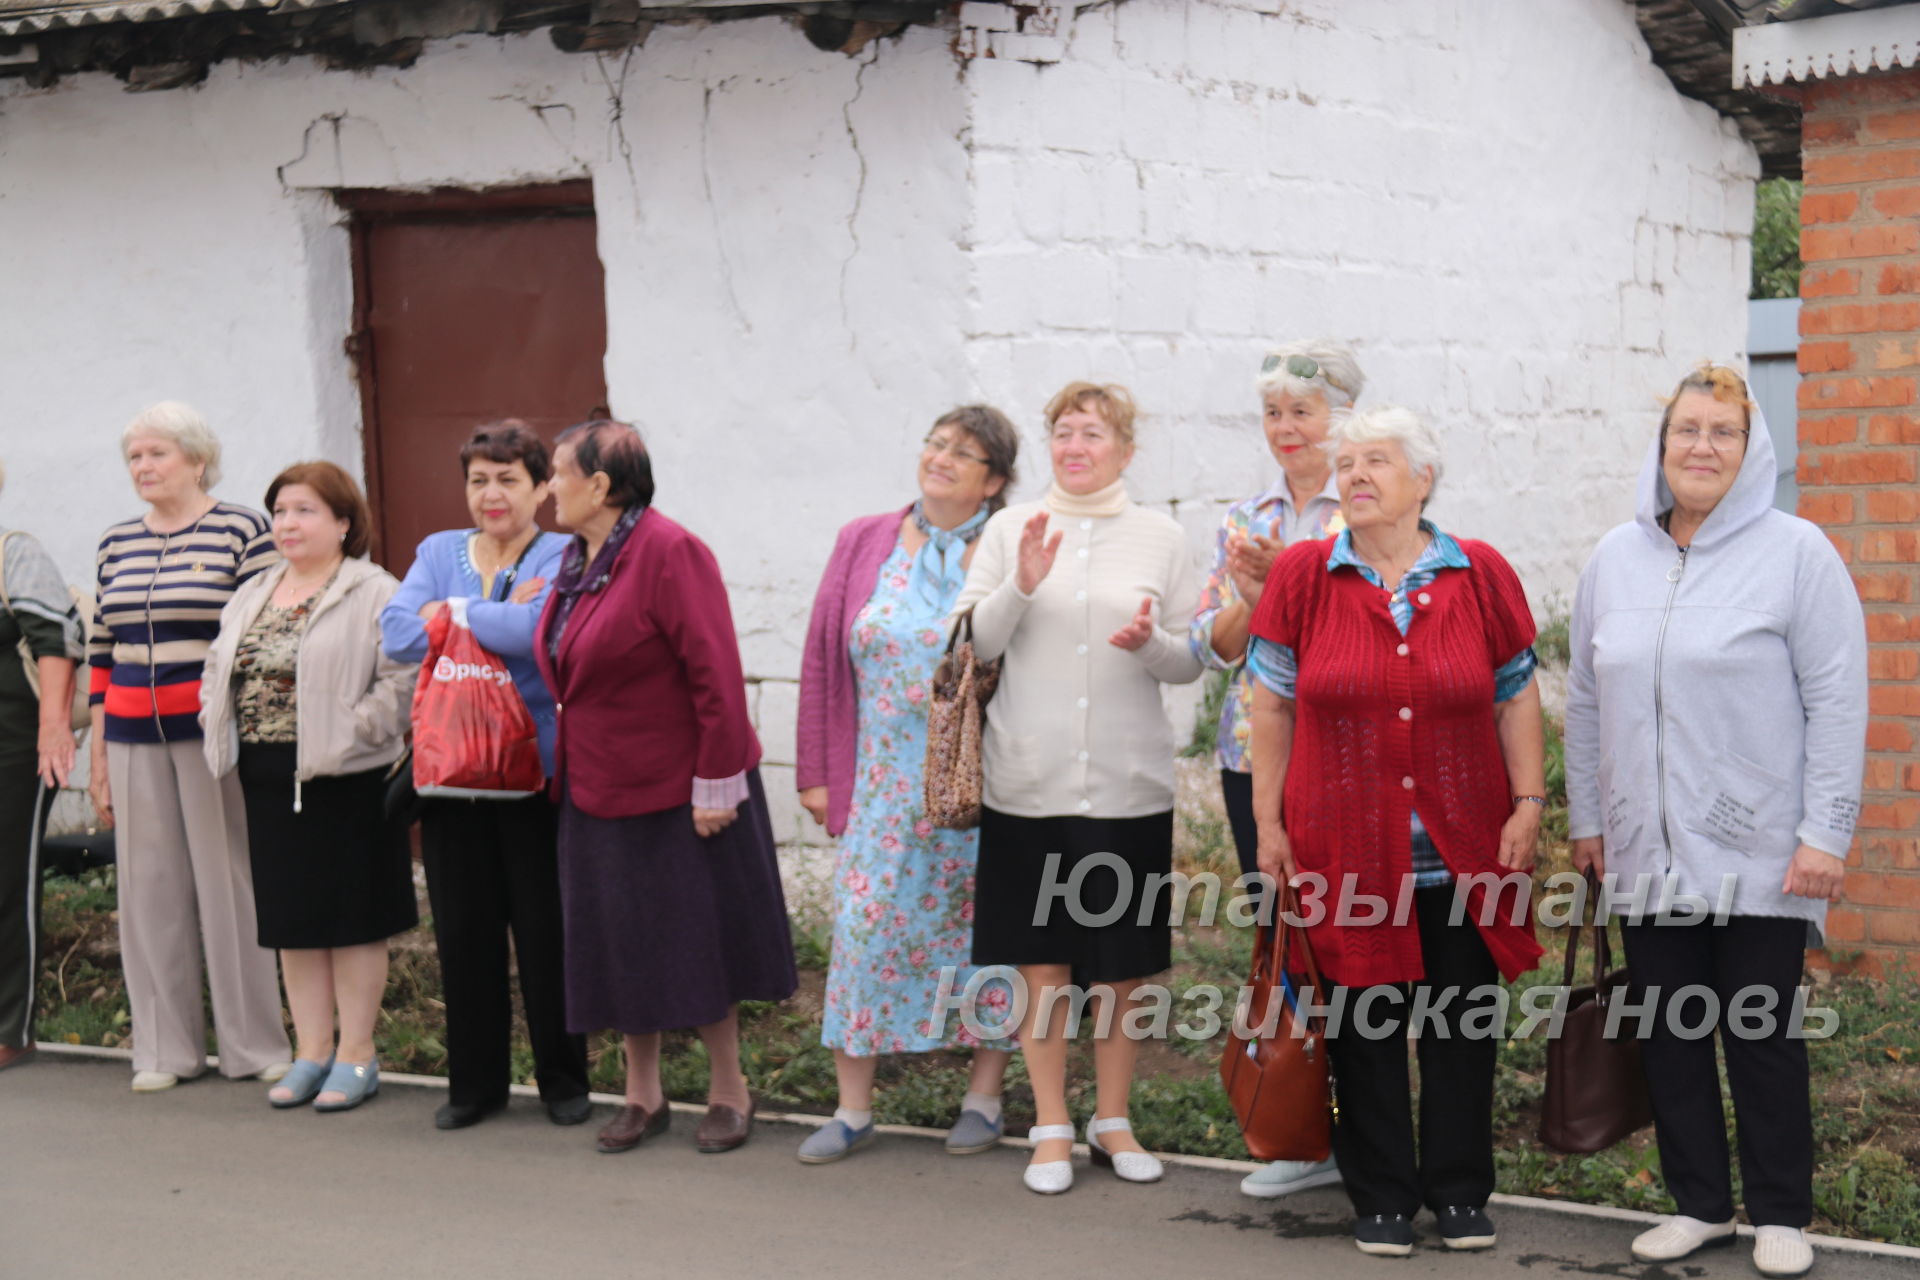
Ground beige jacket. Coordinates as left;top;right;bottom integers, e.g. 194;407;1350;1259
201;557;416;802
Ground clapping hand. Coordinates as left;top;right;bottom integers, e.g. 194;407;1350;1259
1015;511;1063;596
1108;597;1156;651
1226;529;1281;606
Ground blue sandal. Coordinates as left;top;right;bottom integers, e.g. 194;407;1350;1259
268;1057;334;1109
312;1059;379;1113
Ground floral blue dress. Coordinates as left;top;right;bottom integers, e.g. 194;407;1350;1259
820;544;1016;1056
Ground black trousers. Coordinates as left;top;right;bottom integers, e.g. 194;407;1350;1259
1326;886;1501;1217
1620;915;1812;1227
420;794;588;1107
0;761;52;1049
1220;768;1259;879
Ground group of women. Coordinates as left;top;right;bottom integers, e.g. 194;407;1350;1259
0;348;1867;1276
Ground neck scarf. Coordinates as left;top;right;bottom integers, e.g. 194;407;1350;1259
1044;477;1130;519
909;501;990;611
545;503;645;663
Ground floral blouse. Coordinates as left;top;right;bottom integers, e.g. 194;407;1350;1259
234;593;319;744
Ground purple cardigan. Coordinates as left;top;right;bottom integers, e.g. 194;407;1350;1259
796;504;912;836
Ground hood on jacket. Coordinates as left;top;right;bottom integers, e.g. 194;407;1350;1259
1634;393;1778;549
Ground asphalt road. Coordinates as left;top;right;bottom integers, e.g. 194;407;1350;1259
4;1055;1913;1280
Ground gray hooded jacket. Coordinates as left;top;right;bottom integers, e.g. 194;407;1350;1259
1564;405;1867;942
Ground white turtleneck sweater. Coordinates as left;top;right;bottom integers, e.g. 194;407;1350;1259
951;480;1202;819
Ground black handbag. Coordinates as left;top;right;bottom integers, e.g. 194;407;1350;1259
1538;870;1656;1153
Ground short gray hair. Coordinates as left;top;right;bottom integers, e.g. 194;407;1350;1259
122;401;222;491
1256;340;1365;412
1329;405;1443;504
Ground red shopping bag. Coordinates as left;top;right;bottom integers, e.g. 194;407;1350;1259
410;598;544;799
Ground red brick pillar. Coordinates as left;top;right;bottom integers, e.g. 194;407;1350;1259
1794;66;1920;969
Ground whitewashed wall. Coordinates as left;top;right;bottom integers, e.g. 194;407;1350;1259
0;0;1758;842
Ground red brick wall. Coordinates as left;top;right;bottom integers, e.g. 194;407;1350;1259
1794;65;1920;968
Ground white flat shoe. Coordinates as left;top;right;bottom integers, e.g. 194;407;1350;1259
254;1061;294;1084
131;1071;180;1093
1753;1226;1814;1278
1631;1215;1737;1263
1086;1116;1163;1184
1023;1124;1075;1195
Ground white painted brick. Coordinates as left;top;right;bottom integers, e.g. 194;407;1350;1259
1193;257;1260;336
1724;176;1756;241
1120;75;1201;165
1193;84;1264;172
1097;156;1145;243
1620;285;1666;354
972;248;1043;336
1113;0;1189;79
754;677;800;767
966;55;1039;151
1687;170;1725;235
1033;247;1116;331
971;151;1021;247
1032;59;1124;156
1116;251;1195;334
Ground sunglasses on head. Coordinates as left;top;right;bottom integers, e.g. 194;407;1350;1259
1262;352;1349;395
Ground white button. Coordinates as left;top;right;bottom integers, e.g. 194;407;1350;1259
1077;696;1089;709
1401;776;1415;790
1080;519;1092;531
1076;644;1088;655
1078;750;1090;761
1077;547;1089;558
1399;707;1412;721
1396;643;1409;657
1075;590;1086;602
1416;592;1431;606
1078;798;1092;811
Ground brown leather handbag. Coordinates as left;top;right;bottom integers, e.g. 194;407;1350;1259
1538;871;1656;1153
923;609;1001;830
1220;894;1334;1163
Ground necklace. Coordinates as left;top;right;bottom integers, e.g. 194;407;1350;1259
152;500;217;574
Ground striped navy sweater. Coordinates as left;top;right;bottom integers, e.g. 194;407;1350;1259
89;503;279;744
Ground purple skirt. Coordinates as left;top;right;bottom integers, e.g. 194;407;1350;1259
557;769;797;1035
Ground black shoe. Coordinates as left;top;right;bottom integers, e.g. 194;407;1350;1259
1353;1213;1416;1257
435;1097;508;1131
1436;1205;1496;1251
546;1094;594;1126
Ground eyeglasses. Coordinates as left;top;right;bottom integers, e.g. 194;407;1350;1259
923;433;989;466
1261;352;1351;395
1667;425;1749;451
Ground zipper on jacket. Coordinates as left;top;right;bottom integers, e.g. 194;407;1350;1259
1652;545;1688;872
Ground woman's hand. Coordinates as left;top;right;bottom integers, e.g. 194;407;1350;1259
416;600;446;622
1226;530;1280;608
1782;843;1845;903
510;577;546;606
1570;835;1605;880
1497;802;1541;871
1107;597;1155;651
88;756;113;829
693;805;739;839
798;786;829;828
1256;823;1296;886
38;723;76;789
1015;511;1062;596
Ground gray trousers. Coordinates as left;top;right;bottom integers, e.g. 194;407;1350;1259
109;739;288;1077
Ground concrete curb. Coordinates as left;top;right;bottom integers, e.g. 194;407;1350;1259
37;1040;1920;1262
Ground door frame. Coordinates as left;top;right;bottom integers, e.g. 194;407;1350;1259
338;180;597;564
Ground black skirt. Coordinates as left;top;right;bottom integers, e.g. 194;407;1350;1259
969;807;1174;983
238;743;418;950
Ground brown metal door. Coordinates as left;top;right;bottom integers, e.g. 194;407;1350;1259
346;183;609;569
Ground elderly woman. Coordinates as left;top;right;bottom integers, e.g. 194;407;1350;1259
1247;405;1545;1257
1189;341;1362;1200
1565;366;1866;1280
953;381;1201;1195
794;406;1022;1163
89;402;290;1092
202;461;416;1112
380;422;590;1132
536;420;795;1156
0;460;85;1071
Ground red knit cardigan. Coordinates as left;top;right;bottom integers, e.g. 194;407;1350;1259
1249;537;1543;987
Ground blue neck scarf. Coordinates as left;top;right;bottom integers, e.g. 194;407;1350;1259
909;501;989;611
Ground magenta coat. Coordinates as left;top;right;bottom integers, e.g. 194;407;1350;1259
795;505;913;836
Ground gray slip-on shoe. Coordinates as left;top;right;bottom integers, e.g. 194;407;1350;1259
797;1119;876;1164
945;1109;1003;1155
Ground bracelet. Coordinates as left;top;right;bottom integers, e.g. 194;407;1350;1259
1513;795;1547;808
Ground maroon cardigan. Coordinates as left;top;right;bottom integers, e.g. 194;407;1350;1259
535;508;761;819
795;504;912;836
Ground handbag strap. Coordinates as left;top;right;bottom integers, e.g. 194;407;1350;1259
1560;867;1612;986
1262;885;1327;1007
944;607;976;656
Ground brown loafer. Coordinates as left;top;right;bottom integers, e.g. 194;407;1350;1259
0;1044;36;1072
695;1100;756;1154
595;1103;670;1154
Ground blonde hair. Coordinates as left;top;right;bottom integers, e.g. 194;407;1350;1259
123;401;222;491
1043;381;1138;447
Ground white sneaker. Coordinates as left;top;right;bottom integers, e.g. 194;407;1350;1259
254;1061;294;1085
1023;1124;1076;1195
1240;1155;1342;1198
131;1071;180;1093
1086;1116;1163;1184
1753;1226;1814;1278
1630;1215;1737;1263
